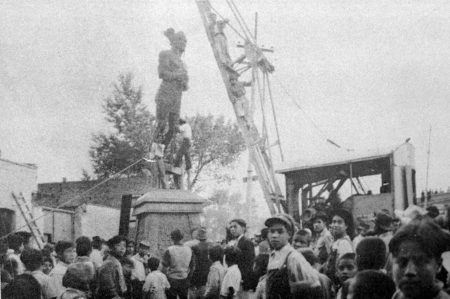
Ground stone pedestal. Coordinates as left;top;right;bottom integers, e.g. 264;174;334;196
133;189;205;258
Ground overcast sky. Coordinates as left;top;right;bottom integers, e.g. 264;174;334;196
1;0;450;195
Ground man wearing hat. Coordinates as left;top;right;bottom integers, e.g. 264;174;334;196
131;240;151;299
228;218;255;298
310;211;333;265
264;214;321;298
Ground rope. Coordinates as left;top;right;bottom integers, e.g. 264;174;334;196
209;4;246;41
1;158;144;241
225;0;252;42
227;0;255;43
272;75;353;151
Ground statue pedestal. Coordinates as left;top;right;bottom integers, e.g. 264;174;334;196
134;189;205;257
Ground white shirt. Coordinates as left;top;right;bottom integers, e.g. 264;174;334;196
143;270;170;299
89;249;103;269
179;123;192;140
220;264;241;298
49;261;68;296
131;254;147;281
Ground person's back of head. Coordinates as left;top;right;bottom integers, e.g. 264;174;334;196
20;248;43;271
170;229;184;243
349;270;396;299
91;236;102;250
2;273;41;299
147;257;160;272
62;263;90;293
208;245;224;263
16;231;32;248
75;236;92;257
7;234;24;253
356;237;387;271
224;246;241;267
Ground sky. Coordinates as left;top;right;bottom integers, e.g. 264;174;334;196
1;0;450;198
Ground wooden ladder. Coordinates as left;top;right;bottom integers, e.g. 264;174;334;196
11;192;45;249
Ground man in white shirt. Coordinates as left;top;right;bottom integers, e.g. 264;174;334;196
174;118;192;189
131;241;150;298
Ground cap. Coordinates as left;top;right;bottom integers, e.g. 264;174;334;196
375;212;393;231
264;213;296;234
139;240;150;248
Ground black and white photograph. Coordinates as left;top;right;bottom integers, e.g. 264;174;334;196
1;1;450;298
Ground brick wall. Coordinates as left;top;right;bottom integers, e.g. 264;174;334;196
36;175;157;209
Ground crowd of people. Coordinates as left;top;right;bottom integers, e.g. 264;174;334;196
1;205;449;299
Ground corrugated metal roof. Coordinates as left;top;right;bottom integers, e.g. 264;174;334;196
276;147;395;174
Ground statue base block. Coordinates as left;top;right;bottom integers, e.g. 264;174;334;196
133;189;205;257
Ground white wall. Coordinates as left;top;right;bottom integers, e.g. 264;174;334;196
0;159;39;234
80;204;120;240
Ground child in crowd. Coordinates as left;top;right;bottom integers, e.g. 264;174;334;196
143;257;170;299
59;263;92;299
389;217;450;299
2;272;41;299
347;270;396;299
293;229;311;250
42;256;54;275
335;252;357;299
355;237;386;271
253;254;269;299
204;245;226;299
49;241;76;296
21;248;58;299
220;247;241;299
299;248;334;299
6;233;25;275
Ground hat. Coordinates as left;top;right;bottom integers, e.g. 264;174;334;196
311;211;329;223
139;240;150;248
197;227;207;241
264;213;296;235
375;212;393;231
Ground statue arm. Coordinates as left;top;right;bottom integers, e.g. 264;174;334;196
158;52;185;81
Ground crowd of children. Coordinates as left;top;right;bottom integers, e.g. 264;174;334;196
1;205;449;299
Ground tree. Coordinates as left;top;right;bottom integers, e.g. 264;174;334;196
188;114;245;188
203;189;247;242
89;73;155;178
89;74;246;184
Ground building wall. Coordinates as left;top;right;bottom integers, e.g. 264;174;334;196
37;176;156;209
79;204;120;240
0;159;39;236
41;207;74;242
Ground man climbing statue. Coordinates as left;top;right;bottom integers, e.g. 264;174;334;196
154;27;188;149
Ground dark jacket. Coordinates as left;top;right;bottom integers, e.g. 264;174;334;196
236;236;255;291
96;256;124;299
190;241;212;287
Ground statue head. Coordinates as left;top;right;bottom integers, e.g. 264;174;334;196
164;28;187;53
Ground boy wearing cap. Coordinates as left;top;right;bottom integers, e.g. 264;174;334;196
389;217;450;299
265;214;321;298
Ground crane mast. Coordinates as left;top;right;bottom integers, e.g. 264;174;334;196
195;0;285;215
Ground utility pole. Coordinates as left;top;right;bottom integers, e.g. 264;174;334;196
425;125;432;208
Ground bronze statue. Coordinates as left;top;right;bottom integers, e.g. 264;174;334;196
154;28;188;148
